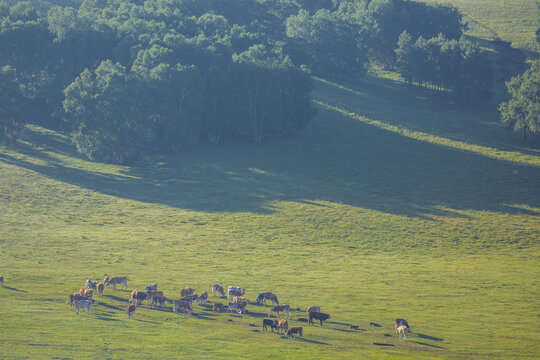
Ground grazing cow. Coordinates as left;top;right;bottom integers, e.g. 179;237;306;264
228;302;247;314
173;299;192;315
213;302;224;312
395;318;410;331
103;276;127;290
147;290;164;298
307;306;320;315
286;327;303;338
270;304;290;318
68;294;90;310
151;294;167;308
127;304;136;318
181;294;198;304
130;290;150;306
196;292;208;305
145;284;157;291
262;319;278;332
277;319;288;334
85;279;97;289
73;299;97;314
396;325;409;340
308;311;331;326
228;286;245;300
97;282;104;297
256;292;279;306
181;288;195;297
212;283;225;297
0;274;3;287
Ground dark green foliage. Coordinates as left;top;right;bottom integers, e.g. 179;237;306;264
395;32;493;103
500;60;540;139
0;66;25;146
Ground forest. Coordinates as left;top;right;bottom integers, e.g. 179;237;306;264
0;0;534;163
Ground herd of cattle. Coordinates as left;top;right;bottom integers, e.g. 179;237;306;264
1;274;411;340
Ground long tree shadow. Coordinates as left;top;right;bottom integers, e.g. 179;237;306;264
1;74;539;220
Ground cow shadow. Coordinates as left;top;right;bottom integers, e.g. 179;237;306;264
192;313;216;321
103;294;128;302
149;306;173;313
244;310;270;319
98;302;124;311
415;333;443;341
296;337;330;346
409;340;446;349
2;286;27;292
96;316;121;322
134;319;160;324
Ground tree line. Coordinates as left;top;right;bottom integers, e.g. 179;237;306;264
0;0;504;162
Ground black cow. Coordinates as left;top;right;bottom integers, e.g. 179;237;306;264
263;319;278;332
308;311;331;326
395;318;410;330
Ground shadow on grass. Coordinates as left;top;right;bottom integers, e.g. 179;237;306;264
134;319;160;324
409;340;446;349
296;337;331;346
98;302;124;311
2;71;540;222
96;316;121;322
2;286;27;292
192;313;216;321
103;294;128;303
415;333;443;342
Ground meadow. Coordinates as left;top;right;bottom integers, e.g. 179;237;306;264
1;66;539;359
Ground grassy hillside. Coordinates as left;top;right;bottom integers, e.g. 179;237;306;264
417;0;539;53
1;73;539;359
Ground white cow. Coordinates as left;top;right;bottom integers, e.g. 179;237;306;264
73;299;97;314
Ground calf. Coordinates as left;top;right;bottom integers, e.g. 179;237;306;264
127;304;136;319
73;299;97;314
395;318;410;331
103;276;127;290
85;279;97;289
173;299;192;315
270;304;290;318
196;292;208;305
213;302;224;312
97;282;104;297
145;284;157;291
277;319;288;334
262;319;278;332
308;311;331;326
212;283;225;297
0;274;4;287
181;288;195;297
286;327;303;338
396;325;409;340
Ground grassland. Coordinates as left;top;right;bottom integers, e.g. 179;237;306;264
417;0;539;53
1;70;539;359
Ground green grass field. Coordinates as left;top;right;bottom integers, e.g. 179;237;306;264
416;0;539;53
1;71;539;359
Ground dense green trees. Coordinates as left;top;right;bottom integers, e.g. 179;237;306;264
1;0;499;160
500;60;540;140
0;66;25;146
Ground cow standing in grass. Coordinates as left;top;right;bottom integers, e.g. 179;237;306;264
104;276;127;290
396;325;409;340
256;292;279;306
286;327;303;338
127;304;136;319
73;299;97;314
97;282;104;297
270;304;290;318
212;284;225;297
308;311;331;326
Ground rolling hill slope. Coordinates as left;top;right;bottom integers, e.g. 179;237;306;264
1;73;539;359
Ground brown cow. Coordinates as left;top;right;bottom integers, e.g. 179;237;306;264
181;288;195;297
173;299;192;315
286;327;303;338
270;304;290;318
213;302;224;312
97;282;104;297
127;304;136;319
68;293;90;310
277;319;288;334
151;295;167;308
103;276;127;290
130;290;150;306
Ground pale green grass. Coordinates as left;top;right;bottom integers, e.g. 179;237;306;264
416;0;539;52
1;72;539;358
